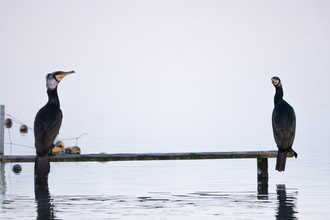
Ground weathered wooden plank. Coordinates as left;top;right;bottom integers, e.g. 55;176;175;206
0;151;294;163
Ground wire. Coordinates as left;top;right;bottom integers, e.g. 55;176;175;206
5;113;34;131
4;143;34;149
3;113;87;150
60;133;88;145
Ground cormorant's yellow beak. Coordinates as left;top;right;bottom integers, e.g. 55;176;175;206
56;71;75;81
271;78;279;86
59;71;75;79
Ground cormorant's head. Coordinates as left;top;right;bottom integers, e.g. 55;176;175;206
271;76;281;87
46;70;74;90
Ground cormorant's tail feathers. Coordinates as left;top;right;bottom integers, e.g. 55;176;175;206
35;155;50;181
276;151;287;172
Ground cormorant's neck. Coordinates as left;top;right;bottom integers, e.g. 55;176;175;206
274;85;283;105
47;87;60;107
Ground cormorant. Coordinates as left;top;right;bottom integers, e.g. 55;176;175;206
271;76;297;172
34;71;74;181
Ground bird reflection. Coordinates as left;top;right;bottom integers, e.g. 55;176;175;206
35;182;54;220
257;183;298;219
276;184;298;219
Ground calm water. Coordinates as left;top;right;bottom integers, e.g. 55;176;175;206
1;151;330;219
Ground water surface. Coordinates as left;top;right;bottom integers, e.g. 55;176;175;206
1;155;330;219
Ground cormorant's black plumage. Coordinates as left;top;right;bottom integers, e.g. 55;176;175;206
34;71;74;181
271;76;297;172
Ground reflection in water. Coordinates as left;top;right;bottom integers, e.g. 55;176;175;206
35;182;55;220
276;184;298;219
257;183;298;219
257;179;268;200
0;163;6;196
0;161;300;219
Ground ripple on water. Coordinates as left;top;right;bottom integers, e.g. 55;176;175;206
1;189;298;219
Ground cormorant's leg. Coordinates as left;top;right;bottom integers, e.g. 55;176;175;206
47;144;56;156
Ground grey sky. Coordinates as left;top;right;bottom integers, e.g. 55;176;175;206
1;1;329;154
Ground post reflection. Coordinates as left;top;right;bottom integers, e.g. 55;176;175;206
257;178;268;200
35;182;54;220
276;184;298;219
0;163;6;196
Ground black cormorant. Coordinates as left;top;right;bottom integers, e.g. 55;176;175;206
34;71;74;181
271;76;297;172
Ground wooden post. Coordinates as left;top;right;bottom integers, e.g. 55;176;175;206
0;105;4;155
257;158;268;181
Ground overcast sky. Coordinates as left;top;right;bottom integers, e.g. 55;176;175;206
1;1;329;154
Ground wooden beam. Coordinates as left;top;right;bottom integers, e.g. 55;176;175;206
0;150;294;163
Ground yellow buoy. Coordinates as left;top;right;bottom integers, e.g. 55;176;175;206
71;146;81;154
52;147;63;155
5;118;12;128
64;147;72;154
19;125;28;134
55;141;65;149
